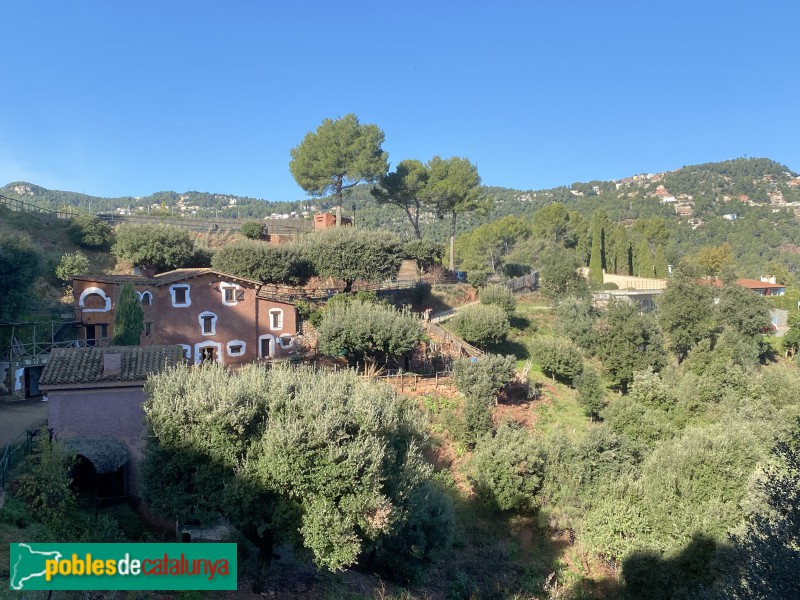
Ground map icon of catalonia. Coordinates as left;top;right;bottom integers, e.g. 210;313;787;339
10;544;63;590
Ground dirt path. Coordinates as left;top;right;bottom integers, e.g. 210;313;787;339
0;398;48;448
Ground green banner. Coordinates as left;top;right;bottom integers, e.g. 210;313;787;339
9;543;237;590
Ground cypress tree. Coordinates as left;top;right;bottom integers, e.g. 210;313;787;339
654;245;669;278
637;239;654;278
113;282;144;345
589;217;604;287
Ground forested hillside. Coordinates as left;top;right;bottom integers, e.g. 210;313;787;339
4;157;800;278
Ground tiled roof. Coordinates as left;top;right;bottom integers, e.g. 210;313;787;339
40;345;186;386
152;268;213;286
736;278;785;289
72;274;156;285
72;269;261;288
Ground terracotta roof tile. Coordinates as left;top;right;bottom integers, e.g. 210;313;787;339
40;345;185;386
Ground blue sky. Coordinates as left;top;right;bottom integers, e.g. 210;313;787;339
1;1;798;202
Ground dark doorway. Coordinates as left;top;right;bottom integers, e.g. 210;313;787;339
71;455;126;500
24;366;43;398
86;325;96;346
201;347;217;363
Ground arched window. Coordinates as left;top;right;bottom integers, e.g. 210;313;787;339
139;291;153;306
78;287;111;312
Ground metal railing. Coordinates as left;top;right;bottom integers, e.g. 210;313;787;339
0;428;49;490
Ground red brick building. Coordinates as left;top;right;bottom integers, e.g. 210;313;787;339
72;268;298;364
314;212;352;229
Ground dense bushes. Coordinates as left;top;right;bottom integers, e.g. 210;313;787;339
479;284;516;315
143;363;452;583
112;224;196;273
452;354;516;445
67;214;114;249
0;232;42;321
469;422;544;512
239;220;264;240
531;338;584;384
449;304;509;348
212;240;313;285
317;299;423;367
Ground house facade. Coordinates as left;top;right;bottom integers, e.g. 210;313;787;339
72;268;298;365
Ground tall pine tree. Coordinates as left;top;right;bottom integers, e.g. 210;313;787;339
113;282;144;345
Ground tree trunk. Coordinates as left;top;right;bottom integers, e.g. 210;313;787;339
449;212;457;272
343;279;354;293
335;176;343;227
251;530;275;594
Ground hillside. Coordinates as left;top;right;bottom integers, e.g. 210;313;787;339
4;157;800;277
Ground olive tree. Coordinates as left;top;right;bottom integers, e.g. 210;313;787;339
55;251;90;282
449;304;510;349
212;240;313;285
112;224;195;273
531;338;584;385
142;364;453;590
317;300;423;368
301;227;402;292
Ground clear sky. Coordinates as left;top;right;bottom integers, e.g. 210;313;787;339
1;1;798;202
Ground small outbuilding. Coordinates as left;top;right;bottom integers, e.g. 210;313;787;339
40;345;186;496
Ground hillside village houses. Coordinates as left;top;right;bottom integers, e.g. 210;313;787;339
72;267;299;364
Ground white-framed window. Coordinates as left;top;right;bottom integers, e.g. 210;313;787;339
79;287;111;312
221;282;242;306
269;308;283;330
170;284;191;307
194;341;222;364
198;311;217;335
226;340;246;357
179;344;192;361
138;291;153;306
278;334;294;349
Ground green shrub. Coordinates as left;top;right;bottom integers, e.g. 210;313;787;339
212;240;312;284
449;304;509;348
112;224;195;273
575;365;605;419
403;239;443;272
469;422;545;511
531;338;584;385
479;284;516;315
68;214;114;249
55;251;89;282
239;221;264;240
452;354;516;401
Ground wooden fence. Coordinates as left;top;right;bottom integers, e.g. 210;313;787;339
0;194;77;219
423;321;483;358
